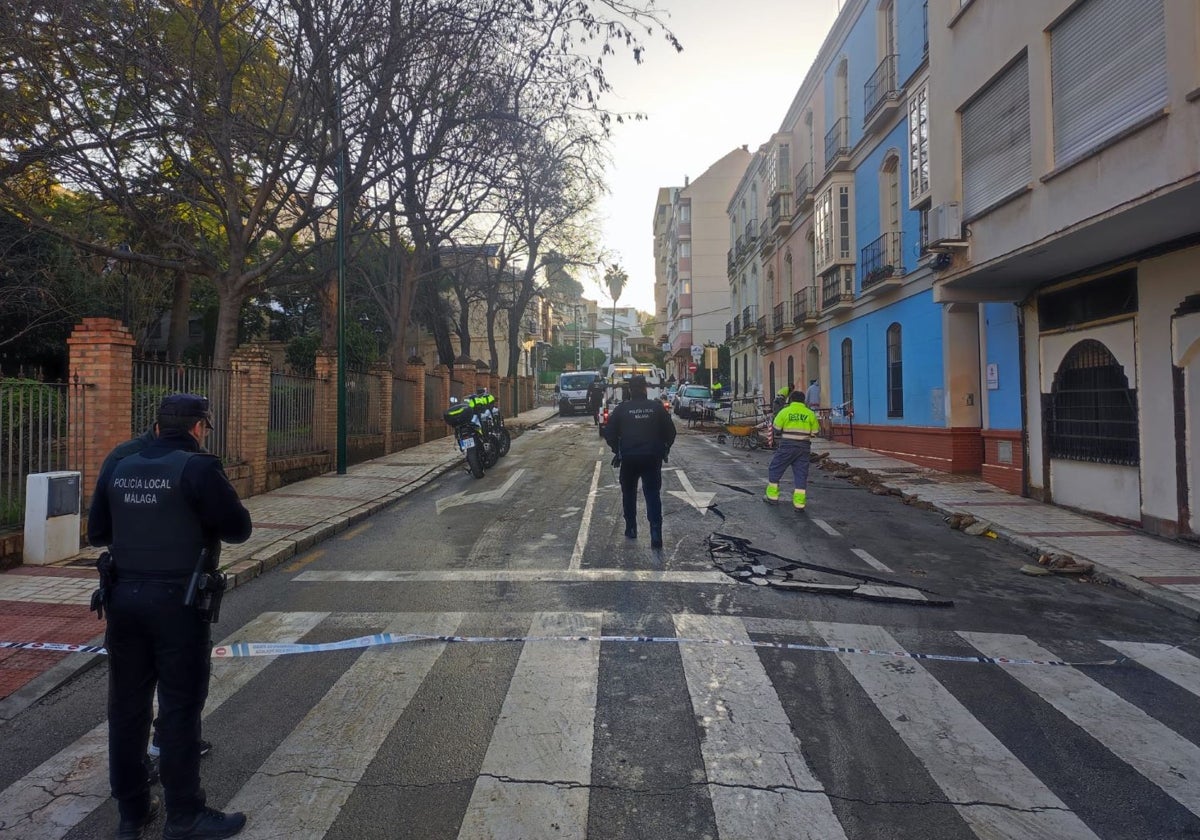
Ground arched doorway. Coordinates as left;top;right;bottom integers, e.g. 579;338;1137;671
806;344;820;398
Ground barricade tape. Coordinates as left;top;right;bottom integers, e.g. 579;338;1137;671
0;633;1123;668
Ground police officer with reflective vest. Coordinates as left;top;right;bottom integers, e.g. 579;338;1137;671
604;374;676;548
88;394;252;840
763;389;820;512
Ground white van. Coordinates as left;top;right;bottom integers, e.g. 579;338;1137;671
607;364;665;403
556;370;602;416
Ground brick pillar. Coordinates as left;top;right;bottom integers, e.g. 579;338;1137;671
314;349;338;456
434;364;451;413
231;345;272;495
452;363;476;399
404;361;426;443
68;318;135;506
372;360;394;453
489;373;500;398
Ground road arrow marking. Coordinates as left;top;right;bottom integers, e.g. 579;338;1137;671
668;469;715;514
436;469;527;514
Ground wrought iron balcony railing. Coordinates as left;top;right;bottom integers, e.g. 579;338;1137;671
864;55;899;125
861;231;904;290
824;117;849;171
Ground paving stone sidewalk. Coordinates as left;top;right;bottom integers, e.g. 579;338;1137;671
0;406;558;714
813;439;1200;621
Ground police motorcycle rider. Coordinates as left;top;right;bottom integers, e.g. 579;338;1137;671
89;394;252;840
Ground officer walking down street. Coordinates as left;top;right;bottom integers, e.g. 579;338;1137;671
604;374;676;548
763;389;820;512
88;394;252;840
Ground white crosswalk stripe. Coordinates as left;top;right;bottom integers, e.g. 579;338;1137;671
1100;640;1200;699
0;611;328;840
8;613;1200;839
962;631;1200;819
229;612;464;840
815;622;1099;839
457;612;603;840
674;614;849;840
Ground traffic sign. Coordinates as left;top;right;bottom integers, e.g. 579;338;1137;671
690;344;703;360
688;362;698;373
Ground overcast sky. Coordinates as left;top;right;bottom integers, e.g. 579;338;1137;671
582;0;842;317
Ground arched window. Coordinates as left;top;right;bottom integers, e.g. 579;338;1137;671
886;323;903;417
785;250;794;300
841;338;854;409
1046;339;1139;464
836;58;849;122
787;356;795;392
881;153;901;237
769;361;776;399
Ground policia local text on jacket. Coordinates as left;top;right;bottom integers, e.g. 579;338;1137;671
88;394;252;840
764;392;820;511
603;376;676;547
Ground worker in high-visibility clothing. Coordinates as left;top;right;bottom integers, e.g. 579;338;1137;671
763;389;820;511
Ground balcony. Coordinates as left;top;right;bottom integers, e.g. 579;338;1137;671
860;231;904;294
793;287;819;327
726;321;733;342
769;191;793;234
742;305;758;334
744;219;758;247
793;162;814;214
759;217;776;256
733;314;742;335
755;316;769;346
864;55;901;134
824;117;850;173
773;301;793;336
821;267;855;314
727;249;735;276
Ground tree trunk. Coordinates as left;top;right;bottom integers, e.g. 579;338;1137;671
167;270;192;362
318;268;338;349
212;282;244;370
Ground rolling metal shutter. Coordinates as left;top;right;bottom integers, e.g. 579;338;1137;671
1051;0;1167;165
960;56;1031;219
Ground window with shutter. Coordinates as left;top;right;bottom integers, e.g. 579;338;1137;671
961;56;1031;219
1051;0;1167;166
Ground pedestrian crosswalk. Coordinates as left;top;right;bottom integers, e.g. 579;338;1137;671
4;612;1200;839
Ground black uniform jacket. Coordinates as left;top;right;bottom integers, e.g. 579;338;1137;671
88;432;253;549
604;397;676;459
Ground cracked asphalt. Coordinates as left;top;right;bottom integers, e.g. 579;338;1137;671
2;415;1199;839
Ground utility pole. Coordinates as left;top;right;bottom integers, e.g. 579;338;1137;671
335;68;347;475
573;304;581;369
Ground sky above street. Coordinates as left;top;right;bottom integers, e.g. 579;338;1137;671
585;0;841;320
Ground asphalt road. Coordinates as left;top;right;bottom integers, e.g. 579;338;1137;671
3;414;1200;839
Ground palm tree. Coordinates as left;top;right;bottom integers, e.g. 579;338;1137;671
604;264;627;364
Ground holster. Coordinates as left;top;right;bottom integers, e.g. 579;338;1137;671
90;551;115;620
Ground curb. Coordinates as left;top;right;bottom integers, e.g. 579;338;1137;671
819;457;1200;624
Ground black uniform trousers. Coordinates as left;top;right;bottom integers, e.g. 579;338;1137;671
619;455;664;529
106;579;210;820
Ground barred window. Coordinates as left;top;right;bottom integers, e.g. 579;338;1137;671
1045;339;1138;465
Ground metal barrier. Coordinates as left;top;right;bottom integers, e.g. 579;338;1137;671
268;372;324;457
0;378;86;530
817;403;854;443
133;360;242;464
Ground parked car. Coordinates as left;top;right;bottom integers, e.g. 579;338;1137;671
673;384;711;419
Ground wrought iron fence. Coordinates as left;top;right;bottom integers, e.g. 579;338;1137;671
824;117;849;170
345;368;382;436
392;377;419;434
268;372;323;458
1;378;86;530
865;54;898;121
424;373;444;421
133;360;241;464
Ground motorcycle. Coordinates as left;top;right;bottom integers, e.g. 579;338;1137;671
443;398;488;479
471;391;511;465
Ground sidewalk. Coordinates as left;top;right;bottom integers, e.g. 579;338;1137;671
4;410;1199;715
0;406;559;715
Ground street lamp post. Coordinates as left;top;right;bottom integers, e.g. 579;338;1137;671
335;70;347;475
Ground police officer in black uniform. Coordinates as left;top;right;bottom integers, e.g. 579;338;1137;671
603;374;676;548
89;394;252;840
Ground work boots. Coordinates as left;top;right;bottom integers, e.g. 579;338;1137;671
650;526;663;549
115;796;159;840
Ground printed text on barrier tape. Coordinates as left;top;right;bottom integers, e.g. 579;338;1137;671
0;634;1123;668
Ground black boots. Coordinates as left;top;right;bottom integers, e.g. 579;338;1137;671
624;521;637;538
650;526;663;548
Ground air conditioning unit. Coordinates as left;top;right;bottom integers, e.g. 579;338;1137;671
928;202;965;246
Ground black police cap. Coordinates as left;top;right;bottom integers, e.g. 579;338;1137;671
157;393;214;429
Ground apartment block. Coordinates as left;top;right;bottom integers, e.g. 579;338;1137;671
928;0;1200;536
656;147;752;381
